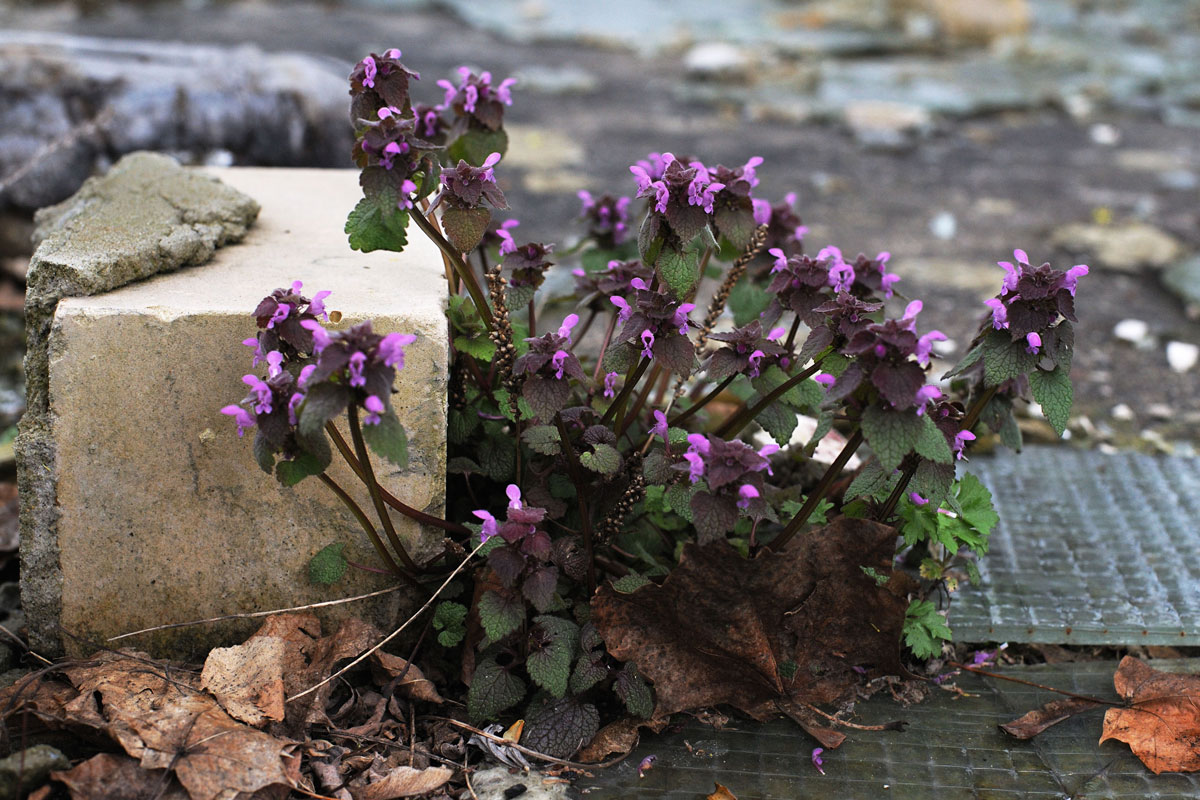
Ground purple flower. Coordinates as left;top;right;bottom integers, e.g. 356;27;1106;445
298;364;316;389
436;67;516;131
557;313;580;342
301;319;332;353
348;351;367;387
362;394;385;425
953;429;976;460
473;509;499;542
243;375;273;415
1025;331;1042;354
683;451;706;483
436;155;508;211
811;748;825;775
737;483;759;509
984;297;1009;330
828;261;855;293
914;384;942;415
551;350;570;379
971;649;996;666
752;198;772;226
1063;264;1089;296
220;404;256;437
610;295;633;323
378;332;417;369
578;191;632;247
638;755;657;779
603;371;618;399
650;410;670;444
495;218;520;255
506;484;523;510
915;330;947;366
747;349;765;378
768;247;789;273
910;492;929;506
814;373;836;387
639;328;655;359
672;303;695;335
267;303;290;329
265;350;285;378
286;392;304;426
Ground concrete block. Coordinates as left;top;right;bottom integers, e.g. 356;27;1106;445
20;159;448;657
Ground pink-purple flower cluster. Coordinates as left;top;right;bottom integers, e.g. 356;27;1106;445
578;191;632;248
983;248;1088;355
436;66;516;132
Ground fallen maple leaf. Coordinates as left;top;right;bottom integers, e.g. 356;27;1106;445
592;518;909;721
1100;656;1200;774
1000;696;1103;740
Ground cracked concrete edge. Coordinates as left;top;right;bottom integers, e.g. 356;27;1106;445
18;151;259;655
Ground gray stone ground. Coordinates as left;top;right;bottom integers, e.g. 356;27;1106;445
0;0;1197;450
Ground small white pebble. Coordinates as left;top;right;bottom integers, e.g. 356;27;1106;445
1113;319;1152;347
1111;403;1135;421
1146;403;1173;420
1099;442;1118;455
929;211;957;240
1026;401;1043;418
1166;341;1199;373
1089;123;1121;146
931;338;957;356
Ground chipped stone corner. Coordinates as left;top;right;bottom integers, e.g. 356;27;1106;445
18;151;260;655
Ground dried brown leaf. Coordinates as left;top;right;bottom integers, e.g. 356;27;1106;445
1000;697;1103;740
775;701;847;749
360;765;454;799
707;783;738;800
200;635;286;726
1100;656;1200;774
61;652;300;800
370;651;444;704
52;753;189;800
576;715;669;763
592;518;909;720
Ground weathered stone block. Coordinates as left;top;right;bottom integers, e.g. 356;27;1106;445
20;156;448;657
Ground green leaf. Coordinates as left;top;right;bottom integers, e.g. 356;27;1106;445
955;472;1000;547
601;341;638;374
526;616;579;698
448;409;479;445
579;443;621;476
655;243;701;299
690;491;739;544
860;566;889;587
614;663;654;718
904;600;952;660
522;376;570;421
252;433;276;474
981;329;1039;388
755;400;798;446
666;481;696;521
751;366;822;411
478;590;524;643
727;279;772;327
447;127;509;166
275;450;325;487
346;197;410;253
844;460;894;503
861;405;923;472
298;383;351;440
362;409;408;468
468;657;526;723
611;573;651;593
454;333;496;362
914;414;954;464
442;205;492;254
942;341;983;380
308;543;347;585
1030;366;1073;436
522;696;600;759
910;459;955;508
432;601;468;648
570;653;609;695
522;425;562;456
480;430;516;482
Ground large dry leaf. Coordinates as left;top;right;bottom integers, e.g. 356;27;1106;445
1000;697;1103;740
52;753;189;800
1100;656;1200;774
360;765;453;799
200;634;286;726
370;651;444;704
61;652;300;800
592;518;909;720
707;784;738;800
576;715;669;763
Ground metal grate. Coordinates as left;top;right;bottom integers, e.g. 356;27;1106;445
577;660;1200;799
951;446;1200;646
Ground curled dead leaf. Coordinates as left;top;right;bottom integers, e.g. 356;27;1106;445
51;753;190;800
200;634;286;726
1100;656;1200;774
369;651;444;704
592;519;909;720
576;715;670;763
1000;697;1103;740
361;765;454;799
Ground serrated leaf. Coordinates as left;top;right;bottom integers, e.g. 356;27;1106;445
346;197;410;253
690;491;739;544
942;340;983;380
844;460;894;503
478;590;524;643
666;481;696;521
522;425;562;456
454;333;496;362
442;205;492;254
448;409;479;445
569;654;609;695
433;601;467;647
727;279;772;327
298;383;351;439
752;365;822;411
308;543;347;585
447;127;509;166
521;697;600;759
910;459;955;507
981;329;1039;387
955;472;1000;545
522;376;570;421
914;413;954;464
614;663;654;718
641;449;676;485
611;573;651;593
755;400;798;446
468;658;526;723
601;341;638;374
579;443;622;476
904;600;952;660
861;405;923;472
480;433;516;482
276;450;325;487
252;433;276;474
1030;366;1073;436
714;205;756;251
656;244;700;299
362;409;409;468
526;616;579;698
522;566;559;613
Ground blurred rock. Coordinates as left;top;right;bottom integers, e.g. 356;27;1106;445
843;100;931;149
1162;254;1200;318
683;42;751;81
891;0;1030;44
1051;222;1183;272
0;745;69;799
1166;341;1199;373
1112;318;1153;348
0;32;353;213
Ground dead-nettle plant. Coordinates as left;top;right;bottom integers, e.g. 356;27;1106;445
221;47;1089;758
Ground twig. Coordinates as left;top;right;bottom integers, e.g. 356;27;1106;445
108;585;404;642
949;662;1117;706
0;623;51;666
796;701;906;731
287;540;488;703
